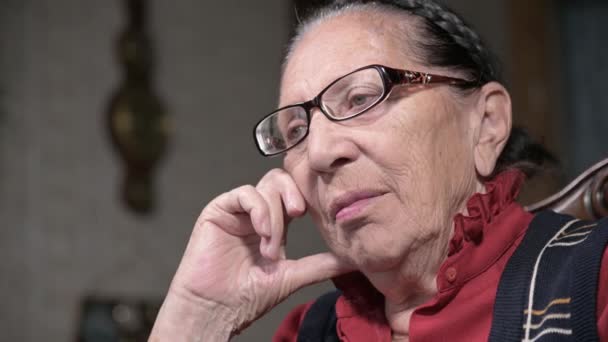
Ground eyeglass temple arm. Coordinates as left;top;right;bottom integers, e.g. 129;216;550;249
401;70;477;87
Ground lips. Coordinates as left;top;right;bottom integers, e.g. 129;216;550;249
329;190;386;222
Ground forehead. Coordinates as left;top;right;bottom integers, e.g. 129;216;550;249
280;10;418;104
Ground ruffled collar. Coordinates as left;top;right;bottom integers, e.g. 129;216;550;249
449;169;525;256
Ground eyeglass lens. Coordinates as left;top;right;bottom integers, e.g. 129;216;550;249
255;67;385;155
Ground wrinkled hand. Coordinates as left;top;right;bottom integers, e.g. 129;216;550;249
151;169;353;340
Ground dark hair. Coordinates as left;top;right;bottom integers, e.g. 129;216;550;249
290;0;556;178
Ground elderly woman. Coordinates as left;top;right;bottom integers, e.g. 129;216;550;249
150;0;608;341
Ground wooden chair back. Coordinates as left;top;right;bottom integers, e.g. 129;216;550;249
525;158;608;220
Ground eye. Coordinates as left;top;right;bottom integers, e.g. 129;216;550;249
350;94;375;107
285;121;307;143
346;87;381;112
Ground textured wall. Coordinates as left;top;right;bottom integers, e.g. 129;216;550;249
0;1;510;341
0;1;330;341
0;1;29;341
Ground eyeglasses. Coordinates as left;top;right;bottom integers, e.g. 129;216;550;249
253;64;478;156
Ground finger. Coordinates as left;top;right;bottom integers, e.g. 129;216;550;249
204;185;271;239
284;253;355;291
216;187;276;259
230;186;285;260
257;169;307;259
256;187;284;261
258;169;306;218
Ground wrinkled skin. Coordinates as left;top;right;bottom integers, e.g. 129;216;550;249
282;11;480;300
150;8;511;341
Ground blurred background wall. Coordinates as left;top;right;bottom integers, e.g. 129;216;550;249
0;0;605;341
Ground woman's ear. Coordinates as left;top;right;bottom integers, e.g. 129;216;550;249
473;82;512;177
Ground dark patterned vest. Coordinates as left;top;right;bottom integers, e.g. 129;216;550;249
489;211;608;341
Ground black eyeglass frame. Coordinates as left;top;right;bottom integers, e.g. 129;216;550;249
253;64;479;157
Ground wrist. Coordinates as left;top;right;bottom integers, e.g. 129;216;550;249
149;287;236;341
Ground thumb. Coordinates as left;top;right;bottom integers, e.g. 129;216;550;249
283;252;354;291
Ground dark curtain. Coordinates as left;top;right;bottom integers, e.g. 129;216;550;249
558;0;608;177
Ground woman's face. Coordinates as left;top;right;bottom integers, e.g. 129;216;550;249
281;11;480;273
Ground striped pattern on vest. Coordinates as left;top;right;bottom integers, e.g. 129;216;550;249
490;211;608;342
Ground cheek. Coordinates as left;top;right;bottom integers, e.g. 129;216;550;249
364;101;441;193
371;93;474;219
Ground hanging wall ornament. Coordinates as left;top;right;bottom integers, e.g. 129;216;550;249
107;0;170;214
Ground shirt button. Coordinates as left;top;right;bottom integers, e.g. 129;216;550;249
446;267;457;283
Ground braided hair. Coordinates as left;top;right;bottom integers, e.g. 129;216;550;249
288;0;556;178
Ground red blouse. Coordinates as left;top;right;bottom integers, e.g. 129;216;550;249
273;171;608;341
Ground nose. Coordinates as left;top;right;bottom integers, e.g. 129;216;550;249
306;108;359;173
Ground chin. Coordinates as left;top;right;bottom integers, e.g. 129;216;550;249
327;221;406;272
346;240;405;274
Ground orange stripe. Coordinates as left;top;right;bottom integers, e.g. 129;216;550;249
523;298;571;315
